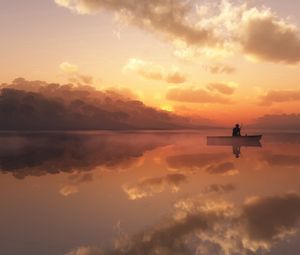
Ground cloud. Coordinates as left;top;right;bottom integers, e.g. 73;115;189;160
123;173;187;200
0;78;214;131
240;8;300;64
252;114;300;129
54;0;214;46
60;61;94;85
60;62;79;73
166;87;232;104
55;1;300;64
123;58;186;84
165;70;187;84
259;90;300;106
203;63;236;74
0;87;130;130
124;58;163;81
198;1;300;64
69;74;94;86
206;82;237;95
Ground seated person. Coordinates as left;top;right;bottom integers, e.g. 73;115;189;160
232;124;241;136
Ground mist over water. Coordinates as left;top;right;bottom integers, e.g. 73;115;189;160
0;130;300;255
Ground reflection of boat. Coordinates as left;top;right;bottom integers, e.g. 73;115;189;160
207;135;262;146
207;135;262;158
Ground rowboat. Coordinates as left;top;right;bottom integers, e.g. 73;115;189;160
207;135;262;146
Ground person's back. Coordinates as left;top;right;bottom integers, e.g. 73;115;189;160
232;124;241;136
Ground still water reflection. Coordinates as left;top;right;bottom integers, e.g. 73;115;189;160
0;131;300;255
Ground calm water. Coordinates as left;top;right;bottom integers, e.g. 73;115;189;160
0;130;300;255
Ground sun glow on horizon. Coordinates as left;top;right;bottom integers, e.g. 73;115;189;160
160;105;174;112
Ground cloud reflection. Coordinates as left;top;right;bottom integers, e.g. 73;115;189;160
0;133;169;179
123;173;187;200
166;153;229;171
261;151;300;169
243;194;300;242
66;193;300;255
166;153;238;175
202;184;236;194
206;162;239;176
60;185;79;197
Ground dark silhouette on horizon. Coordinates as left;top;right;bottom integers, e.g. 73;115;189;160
232;124;241;137
207;124;262;158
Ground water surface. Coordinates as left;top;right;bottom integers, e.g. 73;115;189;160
0;130;300;255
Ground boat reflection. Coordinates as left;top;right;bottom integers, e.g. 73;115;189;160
207;138;262;158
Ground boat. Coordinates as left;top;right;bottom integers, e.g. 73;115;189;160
207;135;262;146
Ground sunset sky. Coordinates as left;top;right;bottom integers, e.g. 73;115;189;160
1;0;300;125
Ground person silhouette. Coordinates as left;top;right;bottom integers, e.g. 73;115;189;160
232;124;241;137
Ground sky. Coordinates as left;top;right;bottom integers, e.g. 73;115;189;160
1;0;300;125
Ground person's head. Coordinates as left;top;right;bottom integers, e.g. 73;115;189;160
235;124;239;128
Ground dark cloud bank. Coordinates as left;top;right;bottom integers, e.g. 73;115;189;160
251;114;300;129
0;78;213;130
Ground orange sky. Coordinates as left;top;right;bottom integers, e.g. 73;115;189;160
1;0;300;125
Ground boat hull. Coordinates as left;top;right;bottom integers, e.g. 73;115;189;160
207;135;262;146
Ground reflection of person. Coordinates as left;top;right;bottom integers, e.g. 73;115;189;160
232;124;241;137
232;145;241;158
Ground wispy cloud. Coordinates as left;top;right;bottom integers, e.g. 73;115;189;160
203;63;236;74
123;58;186;84
166;87;232;104
60;61;94;85
259;90;300;106
206;82;238;95
252;114;300;129
60;62;79;73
